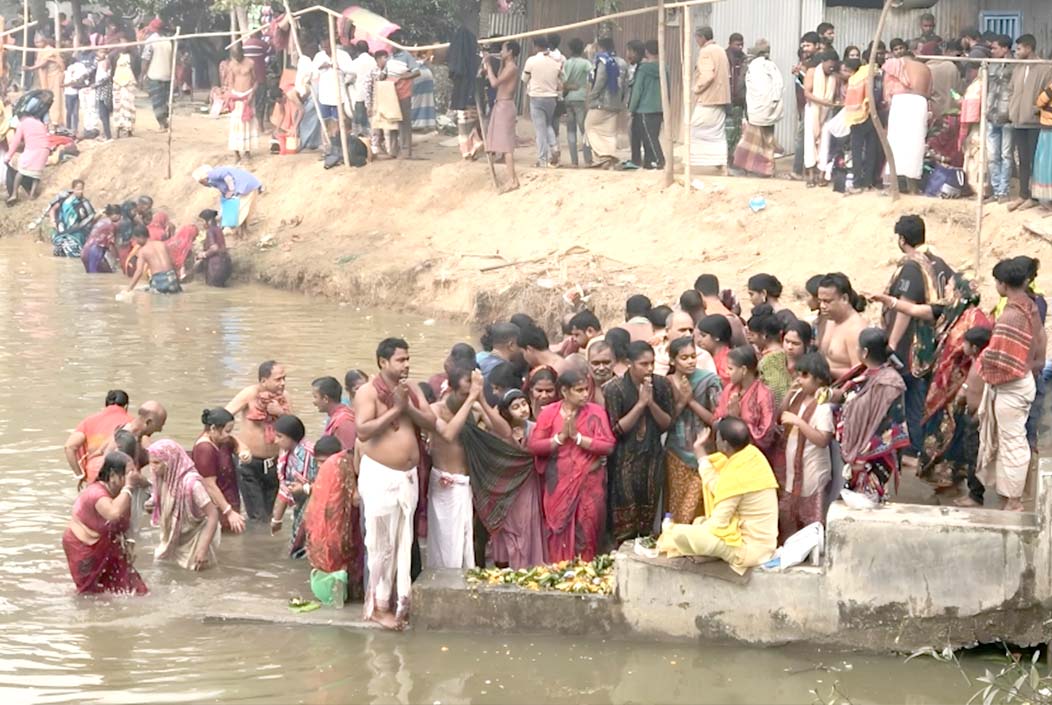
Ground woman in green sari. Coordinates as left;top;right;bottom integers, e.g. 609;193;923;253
748;305;792;408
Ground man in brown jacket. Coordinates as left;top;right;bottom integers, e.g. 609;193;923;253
1007;34;1052;212
690;25;731;171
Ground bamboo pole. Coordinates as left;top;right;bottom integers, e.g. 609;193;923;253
229;8;236;45
0;18;34;39
658;0;673;187
6;29;246;54
20;0;28;89
328;16;351;169
865;0;898;200
228;0;726;52
287;10;331;150
52;1;58;47
474;82;499;190
682;5;691;191
975;61;989;274
165;27;181;180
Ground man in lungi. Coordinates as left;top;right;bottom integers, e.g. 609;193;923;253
226;46;259;162
690;26;731;173
881;49;932;193
140;19;174;130
192;164;263;238
732;39;783;177
354;338;437;629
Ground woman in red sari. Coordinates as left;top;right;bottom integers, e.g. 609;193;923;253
304;442;365;603
62;451;148;595
695;314;734;387
714;345;777;458
528;369;616;562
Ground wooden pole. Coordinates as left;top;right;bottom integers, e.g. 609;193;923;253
165;27;181;180
474;79;500;190
20;0;29;89
287;9;331;149
657;0;673;186
228;0;725;53
682;6;692;191
328;15;351;169
51;1;58;46
865;0;899;199
229;8;237;45
975;61;989;274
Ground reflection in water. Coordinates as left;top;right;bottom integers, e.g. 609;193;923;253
0;241;978;704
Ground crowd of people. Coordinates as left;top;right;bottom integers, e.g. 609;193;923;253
3;8;1051;204
60;212;1045;632
41;167;261;291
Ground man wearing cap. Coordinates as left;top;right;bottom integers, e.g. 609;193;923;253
141;19;174;129
732;39;783;177
193;164;263;238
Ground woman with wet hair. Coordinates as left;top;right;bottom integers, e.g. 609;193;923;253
62;451;148;595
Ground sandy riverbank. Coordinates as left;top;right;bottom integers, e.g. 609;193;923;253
5;99;1052;328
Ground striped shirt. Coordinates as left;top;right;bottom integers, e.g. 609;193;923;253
981;293;1035;386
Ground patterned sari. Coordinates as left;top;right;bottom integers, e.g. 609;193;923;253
277;441;318;558
304;451;363;601
664;369;722;523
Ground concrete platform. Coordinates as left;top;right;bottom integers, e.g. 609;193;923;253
412;569;626;637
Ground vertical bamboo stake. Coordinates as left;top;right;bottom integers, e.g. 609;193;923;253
288;8;331;149
52;1;58;46
657;0;673;186
165;27;181;180
229;8;237;45
975;61;989;274
20;0;28;89
328;15;351;168
682;5;691;191
865;0;898;199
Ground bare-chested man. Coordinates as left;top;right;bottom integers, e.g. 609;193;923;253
227;46;259;161
694;274;748;347
519;324;569;375
226;360;291;522
482;40;521;192
354;337;437;630
817;273;866;379
426;367;485;571
882;48;932;191
125;226;181;294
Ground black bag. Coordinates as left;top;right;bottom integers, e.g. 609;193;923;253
14;89;54;120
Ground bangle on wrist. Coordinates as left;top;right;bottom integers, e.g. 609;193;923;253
119;486;132;497
222;505;232;515
575;433;583;446
553;434;563;446
270;518;282;525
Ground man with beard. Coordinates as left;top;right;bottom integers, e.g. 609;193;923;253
587;340;616;407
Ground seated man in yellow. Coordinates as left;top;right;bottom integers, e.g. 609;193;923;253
657;416;779;574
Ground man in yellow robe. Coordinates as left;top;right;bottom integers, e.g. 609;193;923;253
657;417;779;574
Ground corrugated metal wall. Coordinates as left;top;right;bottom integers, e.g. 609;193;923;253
486;1;529;38
981;0;1052;59
702;0;824;152
823;1;981;54
527;0;596;48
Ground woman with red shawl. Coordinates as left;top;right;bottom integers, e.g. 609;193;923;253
528;369;615;562
62;451;148;595
165;223;197;279
714;345;777;458
146;211;173;241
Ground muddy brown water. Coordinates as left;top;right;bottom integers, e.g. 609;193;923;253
0;239;984;704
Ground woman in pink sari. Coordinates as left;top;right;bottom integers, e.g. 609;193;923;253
714;345;777;458
148;440;221;571
62;451;148;595
528;369;615;562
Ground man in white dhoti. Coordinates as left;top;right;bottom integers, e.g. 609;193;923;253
882;53;932;192
227;47;259;161
354;338;438;629
426;367;485;570
690;26;731;170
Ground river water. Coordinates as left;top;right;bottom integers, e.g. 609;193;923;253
0;239;982;704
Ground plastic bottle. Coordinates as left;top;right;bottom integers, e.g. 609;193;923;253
661;512;673;534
